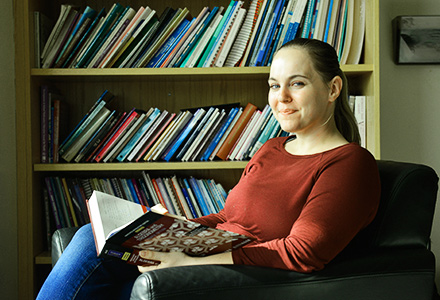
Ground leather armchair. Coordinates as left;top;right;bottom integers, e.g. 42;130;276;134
52;160;440;299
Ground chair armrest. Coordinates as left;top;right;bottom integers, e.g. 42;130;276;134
51;227;80;266
130;248;435;300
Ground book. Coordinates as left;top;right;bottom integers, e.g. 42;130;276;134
339;0;354;64
354;95;366;147
34;11;54;68
135;7;190;68
215;102;258;160
240;0;267;66
41;4;78;68
87;190;254;266
75;3;125;68
224;0;259;67
215;7;247;67
254;0;283;66
98;6;148;68
53;6;98;68
175;7;221;68
163;8;210;67
197;1;236;68
345;0;365;64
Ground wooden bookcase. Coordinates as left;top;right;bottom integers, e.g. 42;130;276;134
14;0;380;298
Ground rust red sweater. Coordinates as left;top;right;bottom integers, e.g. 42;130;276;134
194;136;380;272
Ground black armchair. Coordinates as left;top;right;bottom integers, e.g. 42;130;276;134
52;160;439;300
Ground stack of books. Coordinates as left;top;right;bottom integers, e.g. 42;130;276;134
45;90;288;164
37;0;365;68
43;173;228;231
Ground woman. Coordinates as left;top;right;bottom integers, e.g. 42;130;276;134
37;38;380;299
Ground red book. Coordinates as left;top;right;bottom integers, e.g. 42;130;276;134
85;112;126;162
95;109;138;162
135;112;176;162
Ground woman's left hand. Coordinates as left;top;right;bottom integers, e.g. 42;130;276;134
137;250;234;273
137;250;194;273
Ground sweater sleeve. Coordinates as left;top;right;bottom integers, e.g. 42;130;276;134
231;149;380;272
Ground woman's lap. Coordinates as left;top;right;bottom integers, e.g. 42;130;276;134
36;224;140;300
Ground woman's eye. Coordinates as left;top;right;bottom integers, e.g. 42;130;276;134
291;81;304;87
269;83;280;89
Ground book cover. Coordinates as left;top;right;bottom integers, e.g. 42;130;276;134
87;191;254;266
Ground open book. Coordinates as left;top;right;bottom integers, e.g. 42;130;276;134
87;190;254;266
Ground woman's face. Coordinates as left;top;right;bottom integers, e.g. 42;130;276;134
268;47;339;135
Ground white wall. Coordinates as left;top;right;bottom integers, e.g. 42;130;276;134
380;0;440;288
0;0;18;299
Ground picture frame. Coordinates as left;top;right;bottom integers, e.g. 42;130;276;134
392;15;440;64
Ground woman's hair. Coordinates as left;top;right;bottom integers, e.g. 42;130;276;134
277;38;361;144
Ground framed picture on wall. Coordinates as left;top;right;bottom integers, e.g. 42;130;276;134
393;15;440;64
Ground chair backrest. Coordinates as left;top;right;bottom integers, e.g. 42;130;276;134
349;160;438;251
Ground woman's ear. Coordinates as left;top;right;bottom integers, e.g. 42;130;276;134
328;76;343;103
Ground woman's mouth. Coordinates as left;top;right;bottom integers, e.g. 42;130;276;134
278;109;297;115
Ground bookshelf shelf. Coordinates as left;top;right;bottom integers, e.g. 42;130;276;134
30;65;374;77
34;161;248;172
15;0;380;298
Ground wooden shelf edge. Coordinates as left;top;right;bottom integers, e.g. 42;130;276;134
30;64;373;77
35;251;52;265
34;161;248;172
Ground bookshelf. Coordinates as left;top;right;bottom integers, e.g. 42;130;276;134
14;0;380;298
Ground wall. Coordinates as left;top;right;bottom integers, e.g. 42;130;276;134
0;0;18;299
380;0;440;287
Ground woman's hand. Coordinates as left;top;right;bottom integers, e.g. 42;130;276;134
137;250;234;273
137;250;194;273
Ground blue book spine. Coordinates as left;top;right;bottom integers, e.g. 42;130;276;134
323;0;334;42
301;0;317;38
178;178;198;218
146;18;190;68
200;1;238;68
188;177;211;216
125;179;140;204
174;7;218;67
182;178;202;218
62;8;106;68
155;18;195;67
255;0;283;66
175;107;212;161
310;0;321;39
58;90;112;156
117;108;161;162
75;3;124;68
199;179;219;213
163;109;203;162
201;107;238;161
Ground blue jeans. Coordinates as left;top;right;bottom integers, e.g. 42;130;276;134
36;224;140;300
